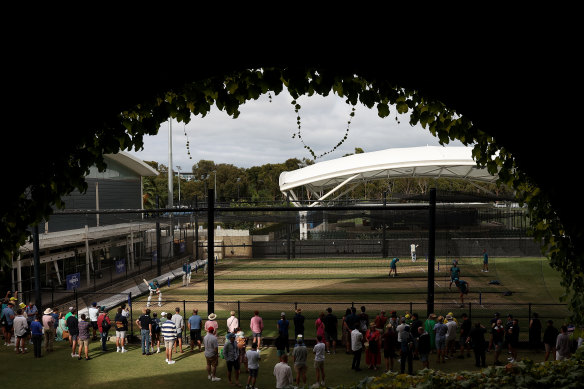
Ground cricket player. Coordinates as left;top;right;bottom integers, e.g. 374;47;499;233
147;279;162;307
182;260;192;287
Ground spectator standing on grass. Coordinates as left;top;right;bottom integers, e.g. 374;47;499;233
77;314;91;360
273;353;293;389
204;327;221;381
381;322;397;372
487;312;500;352
313;334;326;388
529;312;542;352
467;322;487;368
507;318;520;362
358;306;369;334
13;308;28;354
342;308;352;353
2;301;15;346
114;307;128;353
396;317;408;349
227;310;239;334
400;324;414;375
236;330;249;373
388;310;399;331
556;325;571;361
293;335;308;387
374;309;388;332
172;307;185;354
458;313;472;358
409;313;423;360
417;326;431;370
161;312;177;365
433;316;447;364
543;319;559;361
315;312;325;341
275;332;287;358
351;326;363;371
56;312;67;342
365;322;381;370
206;312;219;334
492;318;505;366
245;341;261;389
293;308;305;340
504;314;514;356
66;308;79;358
424;313;437;353
151;312;161;353
24;301;37;331
97;307;111;352
51;308;59;342
277;312;290;354
88;302;99;341
323;307;338;354
136;308;152;355
249;310;263;349
30;314;43;358
42;307;55;353
224;332;241;386
445;314;458;358
188;308;203;352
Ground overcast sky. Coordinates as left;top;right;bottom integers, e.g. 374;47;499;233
127;90;465;172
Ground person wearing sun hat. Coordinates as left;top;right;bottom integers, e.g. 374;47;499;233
205;312;219;334
42;307;56;353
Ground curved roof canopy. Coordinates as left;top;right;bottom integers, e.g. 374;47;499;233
279;146;498;206
105;151;159;177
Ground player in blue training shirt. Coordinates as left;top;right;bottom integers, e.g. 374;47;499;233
455;279;469;307
482;249;489;272
182;260;192;287
449;260;460;290
389;257;399;277
147;279;162;307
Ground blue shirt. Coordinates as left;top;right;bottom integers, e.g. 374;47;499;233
450;266;460;279
149;282;158;290
188;314;202;330
183;264;192;273
31;320;43;336
2;307;15;325
391;258;399;267
278;319;290;335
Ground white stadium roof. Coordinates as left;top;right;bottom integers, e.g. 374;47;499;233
279;146;498;206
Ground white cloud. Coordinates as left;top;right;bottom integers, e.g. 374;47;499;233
127;91;464;171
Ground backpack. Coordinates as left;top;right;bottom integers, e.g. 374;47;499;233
101;315;111;332
151;319;160;333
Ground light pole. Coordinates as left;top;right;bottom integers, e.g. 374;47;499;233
176;165;182;206
214;170;217;201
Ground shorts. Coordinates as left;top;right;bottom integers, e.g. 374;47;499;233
206;355;218;367
314;360;324;369
227;359;240;372
435;337;446;350
248;368;258;377
390;265;396;269
294;364;307;374
165;340;175;349
116;331;127;338
252;332;262;338
70;334;79;341
4;324;12;332
419;353;429;362
325;331;337;342
91;321;98;330
190;329;202;342
79;339;89;348
544;343;555;353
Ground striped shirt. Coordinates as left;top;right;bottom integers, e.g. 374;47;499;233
161;320;177;341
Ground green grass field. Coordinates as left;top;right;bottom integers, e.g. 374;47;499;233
1;256;571;388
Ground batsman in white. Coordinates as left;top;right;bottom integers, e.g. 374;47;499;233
410;243;419;262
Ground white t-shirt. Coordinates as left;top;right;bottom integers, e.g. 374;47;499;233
227;315;239;333
246;349;261;369
273;362;293;388
446;320;458;340
313;342;326;362
396;323;408;342
351;329;363;351
88;307;99;322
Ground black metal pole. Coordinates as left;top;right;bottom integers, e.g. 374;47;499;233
33;224;42;311
156;196;162;277
382;191;387;258
208;189;215;315
194;196;199;262
427;188;436;317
